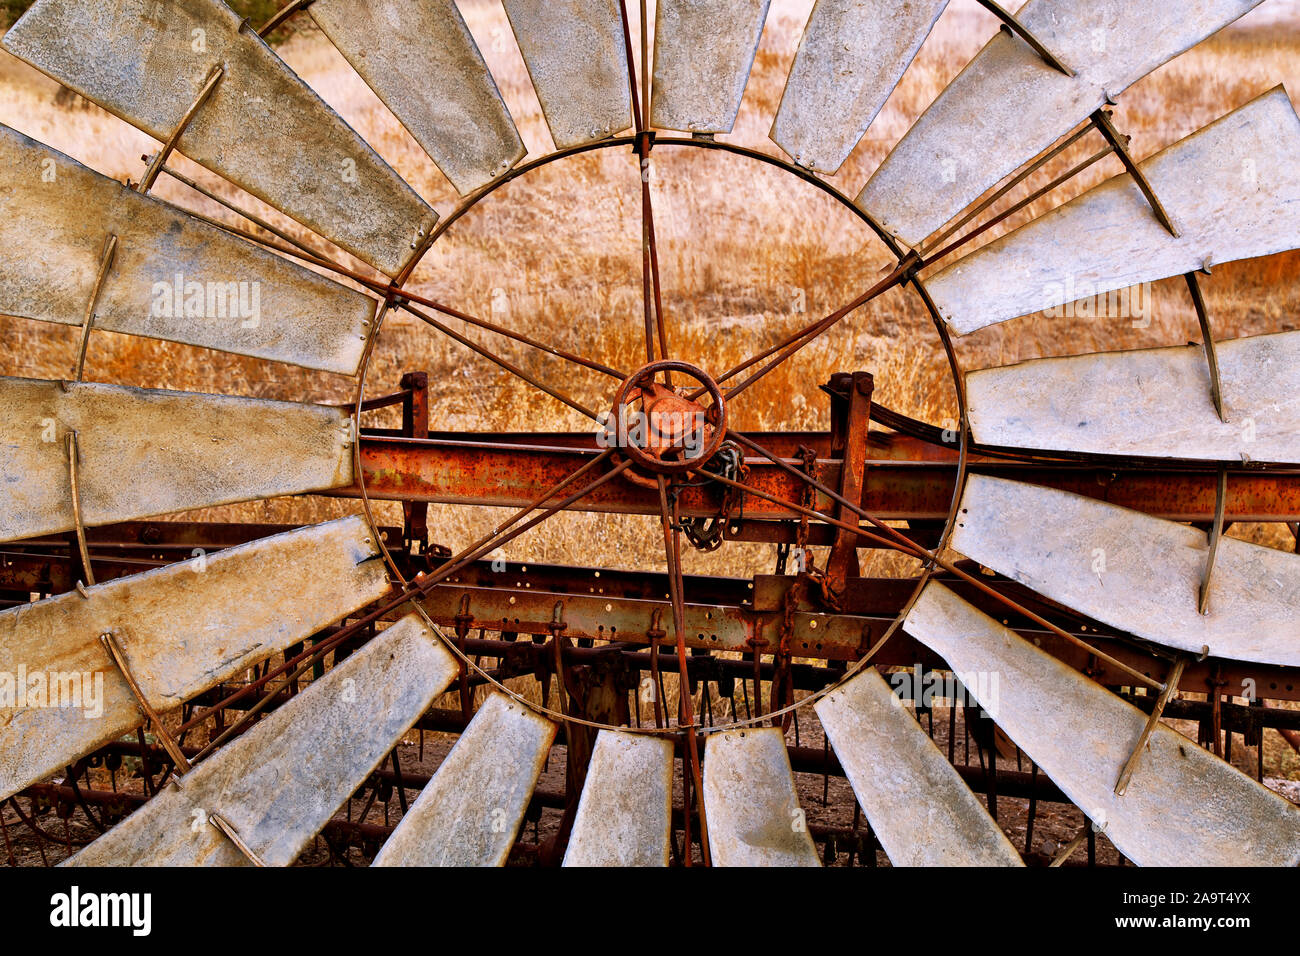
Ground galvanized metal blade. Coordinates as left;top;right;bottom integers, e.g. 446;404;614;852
309;0;525;196
968;330;1300;462
905;583;1300;866
501;0;632;148
927;87;1300;334
771;0;950;173
66;613;457;866
0;377;355;544
857;0;1265;249
563;730;674;867
815;667;1022;866
2;0;437;277
702;726;820;866
952;475;1300;667
0;125;373;373
373;691;555;866
650;0;770;135
0;516;391;805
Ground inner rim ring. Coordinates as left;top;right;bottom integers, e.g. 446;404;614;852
354;136;971;735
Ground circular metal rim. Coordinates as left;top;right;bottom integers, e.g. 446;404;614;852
351;132;970;737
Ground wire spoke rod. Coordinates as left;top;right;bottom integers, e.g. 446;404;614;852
400;300;603;422
722;430;1164;691
718;252;919;401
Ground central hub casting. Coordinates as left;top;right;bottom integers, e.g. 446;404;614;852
603;360;727;474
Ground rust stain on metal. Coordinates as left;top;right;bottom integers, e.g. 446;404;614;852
0;517;390;804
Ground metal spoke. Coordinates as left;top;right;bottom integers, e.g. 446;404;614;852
722;431;1164;691
655;475;710;865
401;295;627;380
401;300;603;422
716;253;919;401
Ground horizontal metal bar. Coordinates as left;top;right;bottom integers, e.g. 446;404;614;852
336;433;1300;524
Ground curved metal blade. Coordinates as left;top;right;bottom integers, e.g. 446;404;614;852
1;516;391;805
563;731;674;867
2;0;437;277
309;0;525;196
501;0;632;148
771;0;950;173
651;0;770;135
0;126;373;374
905;583;1300;866
815;667;1023;866
968;330;1300;462
0;377;354;544
702;726;820;867
858;0;1265;249
373;691;555;867
953;474;1300;667
66;613;456;866
928;87;1300;334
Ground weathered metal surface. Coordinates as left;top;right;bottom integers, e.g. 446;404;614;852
67;614;456;865
420;583;875;659
0;517;390;804
815;667;1022;866
0;377;354;544
3;0;437;277
928;88;1300;334
346;434;1300;523
0;125;373;373
771;0;949;172
702;727;820;866
953;475;1300;667
905;584;1300;866
650;0;770;134
563;731;674;866
309;0;525;195
373;692;555;866
968;330;1300;462
857;0;1265;249
501;0;632;148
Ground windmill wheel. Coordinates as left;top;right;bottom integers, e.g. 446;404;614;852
1;0;1298;869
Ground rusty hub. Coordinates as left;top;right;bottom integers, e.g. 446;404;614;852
606;360;727;476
